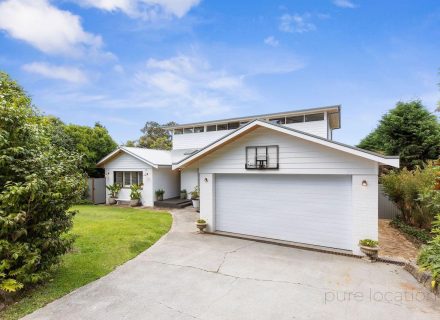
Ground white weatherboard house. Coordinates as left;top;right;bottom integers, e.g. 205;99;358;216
97;148;179;207
98;105;399;255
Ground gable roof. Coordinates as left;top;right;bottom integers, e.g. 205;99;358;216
172;119;399;169
97;147;172;168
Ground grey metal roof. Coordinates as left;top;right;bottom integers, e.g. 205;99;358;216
163;105;341;130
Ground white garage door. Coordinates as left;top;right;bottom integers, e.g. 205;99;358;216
215;174;353;250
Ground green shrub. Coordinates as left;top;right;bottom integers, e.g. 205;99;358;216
390;216;432;244
418;213;440;285
130;184;142;200
190;186;200;199
0;72;86;295
381;162;440;228
106;183;122;198
359;239;379;247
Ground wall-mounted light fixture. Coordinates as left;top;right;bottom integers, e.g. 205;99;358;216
204;177;208;182
362;180;368;187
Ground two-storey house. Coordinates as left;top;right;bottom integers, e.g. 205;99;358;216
97;105;399;254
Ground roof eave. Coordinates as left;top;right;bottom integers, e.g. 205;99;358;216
163;105;341;130
96;147;160;168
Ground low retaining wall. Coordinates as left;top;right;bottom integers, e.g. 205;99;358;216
404;262;440;296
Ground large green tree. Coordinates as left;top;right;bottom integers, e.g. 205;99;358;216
0;72;86;296
38;116;117;177
134;121;177;150
358;100;440;168
62;122;117;177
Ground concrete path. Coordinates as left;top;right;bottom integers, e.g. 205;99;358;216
24;208;440;320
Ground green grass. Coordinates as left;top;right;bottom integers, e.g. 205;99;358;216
0;205;172;320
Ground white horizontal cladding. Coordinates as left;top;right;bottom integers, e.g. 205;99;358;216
284;120;327;139
198;127;378;175
173;130;234;150
153;167;180;200
172;120;328;150
352;174;379;255
104;152;152;170
181;168;198;197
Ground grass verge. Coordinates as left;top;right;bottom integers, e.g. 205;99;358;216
0;205;172;320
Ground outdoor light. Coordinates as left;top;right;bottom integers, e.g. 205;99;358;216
204;177;208;182
362;180;368;187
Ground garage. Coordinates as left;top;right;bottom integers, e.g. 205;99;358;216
174;120;399;254
215;174;353;250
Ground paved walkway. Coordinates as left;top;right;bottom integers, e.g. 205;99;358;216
23;208;440;320
379;219;420;261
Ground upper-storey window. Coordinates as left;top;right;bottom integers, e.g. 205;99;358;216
194;126;204;133
286;115;304;123
207;125;216;132
184;127;194;133
174;128;183;134
228;122;239;129
269;117;286;125
305;113;324;122
217;124;228;131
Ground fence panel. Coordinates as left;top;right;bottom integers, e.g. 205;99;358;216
87;178;106;204
378;184;401;219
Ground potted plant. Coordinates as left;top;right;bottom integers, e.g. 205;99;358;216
359;239;379;260
196;219;207;233
155;189;165;201
190;186;200;209
106;183;121;205
180;189;187;200
130;184;142;207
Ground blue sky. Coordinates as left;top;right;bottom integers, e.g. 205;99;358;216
0;0;439;145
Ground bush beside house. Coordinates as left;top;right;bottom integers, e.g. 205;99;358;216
0;72;87;302
418;214;440;286
381;162;440;229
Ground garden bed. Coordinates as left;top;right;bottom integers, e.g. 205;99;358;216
379;219;420;261
390;216;432;245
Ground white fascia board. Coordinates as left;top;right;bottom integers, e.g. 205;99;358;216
256;121;400;167
173;120;400;169
96;148;122;167
97;147;159;168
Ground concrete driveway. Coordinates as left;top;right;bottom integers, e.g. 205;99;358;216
24;208;440;320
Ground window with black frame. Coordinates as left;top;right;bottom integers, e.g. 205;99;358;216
114;171;143;187
245;145;279;169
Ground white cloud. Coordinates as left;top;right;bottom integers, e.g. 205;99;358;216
113;64;125;73
264;36;279;47
22;62;88;83
133;54;249;115
333;0;357;9
76;0;201;19
0;0;103;57
279;13;316;33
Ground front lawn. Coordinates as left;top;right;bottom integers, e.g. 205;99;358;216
0;205;172;320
